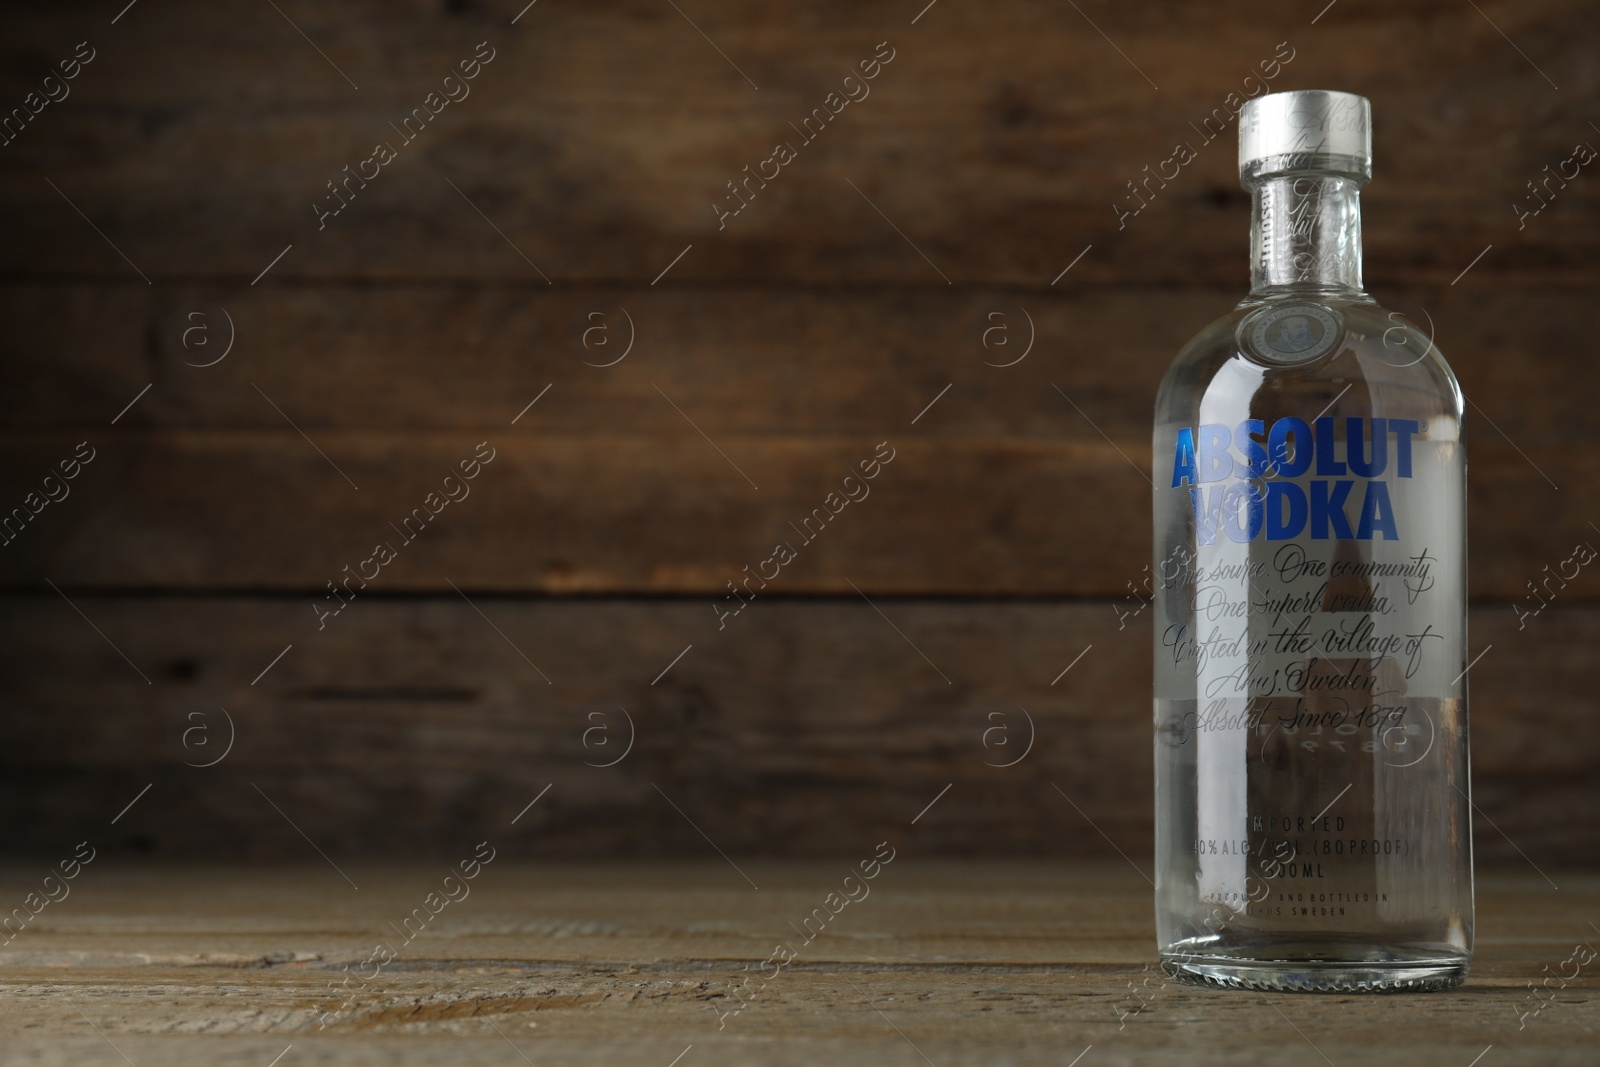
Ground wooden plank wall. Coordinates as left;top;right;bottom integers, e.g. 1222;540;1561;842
0;1;1595;863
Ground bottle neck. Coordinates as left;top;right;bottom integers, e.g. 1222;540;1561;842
1248;174;1364;296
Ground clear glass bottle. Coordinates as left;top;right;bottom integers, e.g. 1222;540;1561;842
1152;90;1472;992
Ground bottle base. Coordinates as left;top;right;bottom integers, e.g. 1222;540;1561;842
1160;945;1469;993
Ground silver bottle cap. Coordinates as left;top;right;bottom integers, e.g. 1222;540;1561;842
1238;89;1371;183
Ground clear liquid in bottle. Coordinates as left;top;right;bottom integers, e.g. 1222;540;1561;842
1152;90;1473;992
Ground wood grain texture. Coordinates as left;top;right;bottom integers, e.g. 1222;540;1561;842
0;433;1588;598
0;1;1593;286
1;596;1592;864
0;862;1594;1066
1;0;1594;877
4;285;1593;442
0;285;1593;597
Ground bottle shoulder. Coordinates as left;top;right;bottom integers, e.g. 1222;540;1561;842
1155;292;1462;429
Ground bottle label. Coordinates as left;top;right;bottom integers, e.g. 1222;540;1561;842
1156;417;1462;703
1237;302;1343;364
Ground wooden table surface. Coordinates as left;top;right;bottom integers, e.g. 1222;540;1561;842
1;861;1594;1066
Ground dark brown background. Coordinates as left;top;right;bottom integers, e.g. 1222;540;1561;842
0;0;1594;864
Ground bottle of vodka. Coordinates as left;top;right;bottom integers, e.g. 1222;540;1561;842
1153;90;1472;991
